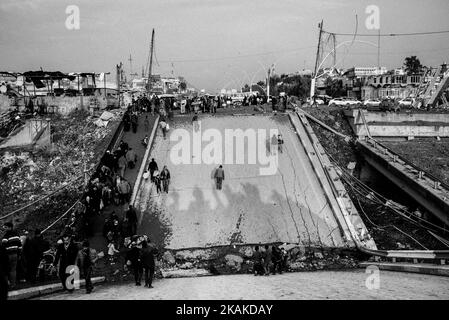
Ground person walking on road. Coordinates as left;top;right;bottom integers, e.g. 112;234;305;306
125;205;138;236
53;234;79;292
126;242;142;286
117;178;132;204
214;165;225;190
75;240;98;294
277;134;284;154
140;240;159;288
263;245;272;276
252;246;265;276
160;166;171;193
22;229;49;284
153;170;162;194
118;154;127;178
148;158;158;183
271;245;283;275
159;120;168;139
126;147;137;169
2;222;22;289
0;241;9;301
144;116;150;132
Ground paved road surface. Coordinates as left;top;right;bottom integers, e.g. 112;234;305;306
135;114;347;249
39;270;449;300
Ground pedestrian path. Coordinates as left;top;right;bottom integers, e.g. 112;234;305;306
38;269;449;300
88;113;157;252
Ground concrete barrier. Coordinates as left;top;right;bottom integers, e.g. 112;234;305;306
360;262;449;277
7;276;106;300
345;109;449;138
130;115;160;206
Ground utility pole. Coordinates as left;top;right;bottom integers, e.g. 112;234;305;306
377;28;381;69
311;20;324;100
128;54;133;79
313;20;324;77
146;29;155;94
116;63;122;107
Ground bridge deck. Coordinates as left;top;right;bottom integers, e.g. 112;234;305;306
134;114;353;249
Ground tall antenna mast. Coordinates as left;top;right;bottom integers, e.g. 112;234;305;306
146;29;155;93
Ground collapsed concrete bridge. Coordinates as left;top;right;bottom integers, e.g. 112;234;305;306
132;112;376;253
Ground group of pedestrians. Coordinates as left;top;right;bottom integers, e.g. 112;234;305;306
125;235;159;288
146;158;171;194
1;223;49;294
252;245;288;276
0;223;99;300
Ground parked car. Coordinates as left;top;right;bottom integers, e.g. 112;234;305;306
363;99;381;108
306;97;325;105
379;98;400;112
328;97;360;107
398;97;415;108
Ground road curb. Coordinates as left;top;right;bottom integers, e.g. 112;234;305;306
8;276;106;300
360;262;449;277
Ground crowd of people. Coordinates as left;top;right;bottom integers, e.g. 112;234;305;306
0;222;99;299
252;245;289;276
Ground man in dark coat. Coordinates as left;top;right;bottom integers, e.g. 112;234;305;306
75;240;97;294
148;158;158;183
126;243;142;286
0;243;9;300
53;235;79;291
125;205;138;236
252;246;264;276
22;229;49;284
271;245;283;275
140;240;159;288
2;222;22;289
160;166;171;193
214;165;225;190
263;245;272;275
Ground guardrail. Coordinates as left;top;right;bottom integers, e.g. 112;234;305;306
290;110;449;264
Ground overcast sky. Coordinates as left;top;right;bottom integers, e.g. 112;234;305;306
1;0;448;92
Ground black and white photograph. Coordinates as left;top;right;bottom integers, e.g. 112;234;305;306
1;0;449;309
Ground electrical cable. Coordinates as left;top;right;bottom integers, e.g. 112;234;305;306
323;29;449;37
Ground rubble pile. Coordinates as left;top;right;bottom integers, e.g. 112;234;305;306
0;110;23;139
156;245;360;276
0;109;122;240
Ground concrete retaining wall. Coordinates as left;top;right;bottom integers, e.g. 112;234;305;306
345;109;449;138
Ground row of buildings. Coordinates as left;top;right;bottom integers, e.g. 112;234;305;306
315;64;449;104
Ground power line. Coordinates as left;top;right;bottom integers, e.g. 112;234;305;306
323;29;449;37
158;46;316;63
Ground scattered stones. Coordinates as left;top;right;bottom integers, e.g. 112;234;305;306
224;254;244;271
314;252;324;259
162;251;176;265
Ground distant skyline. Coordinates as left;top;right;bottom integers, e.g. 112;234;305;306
1;0;448;92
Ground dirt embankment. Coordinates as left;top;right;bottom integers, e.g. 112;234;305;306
300;106;446;250
382;140;449;186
